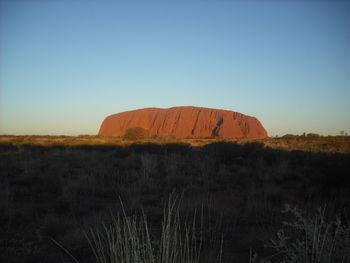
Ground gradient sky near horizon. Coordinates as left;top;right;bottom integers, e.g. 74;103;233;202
0;0;349;136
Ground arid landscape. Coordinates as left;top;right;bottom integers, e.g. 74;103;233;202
1;134;349;262
1;0;350;262
1;133;350;153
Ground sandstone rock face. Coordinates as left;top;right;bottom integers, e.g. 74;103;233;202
99;106;268;139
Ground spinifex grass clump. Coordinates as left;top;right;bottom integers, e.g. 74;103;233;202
260;205;350;263
85;196;203;263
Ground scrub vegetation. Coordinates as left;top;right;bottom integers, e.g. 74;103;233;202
0;134;349;153
0;137;349;262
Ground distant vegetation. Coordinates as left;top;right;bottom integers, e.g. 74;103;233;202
0;139;349;262
0;134;349;153
124;127;149;140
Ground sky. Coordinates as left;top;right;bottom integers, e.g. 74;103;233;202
0;0;349;136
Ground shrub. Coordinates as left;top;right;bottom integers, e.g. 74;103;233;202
282;134;297;139
124;127;149;140
256;204;350;263
155;134;177;142
307;133;320;138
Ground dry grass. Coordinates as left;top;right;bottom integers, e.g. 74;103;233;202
0;135;349;153
256;204;350;263
0;139;349;262
85;195;204;263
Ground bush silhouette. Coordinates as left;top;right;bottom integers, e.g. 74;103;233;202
307;133;320;138
124;127;148;140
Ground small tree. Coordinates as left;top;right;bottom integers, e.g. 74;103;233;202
124;127;148;140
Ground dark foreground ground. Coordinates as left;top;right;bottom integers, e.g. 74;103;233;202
0;140;349;262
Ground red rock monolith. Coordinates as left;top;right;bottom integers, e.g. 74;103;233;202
98;106;268;138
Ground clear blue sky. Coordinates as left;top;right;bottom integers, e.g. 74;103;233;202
1;0;349;136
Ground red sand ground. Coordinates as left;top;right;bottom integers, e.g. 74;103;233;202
99;106;268;139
